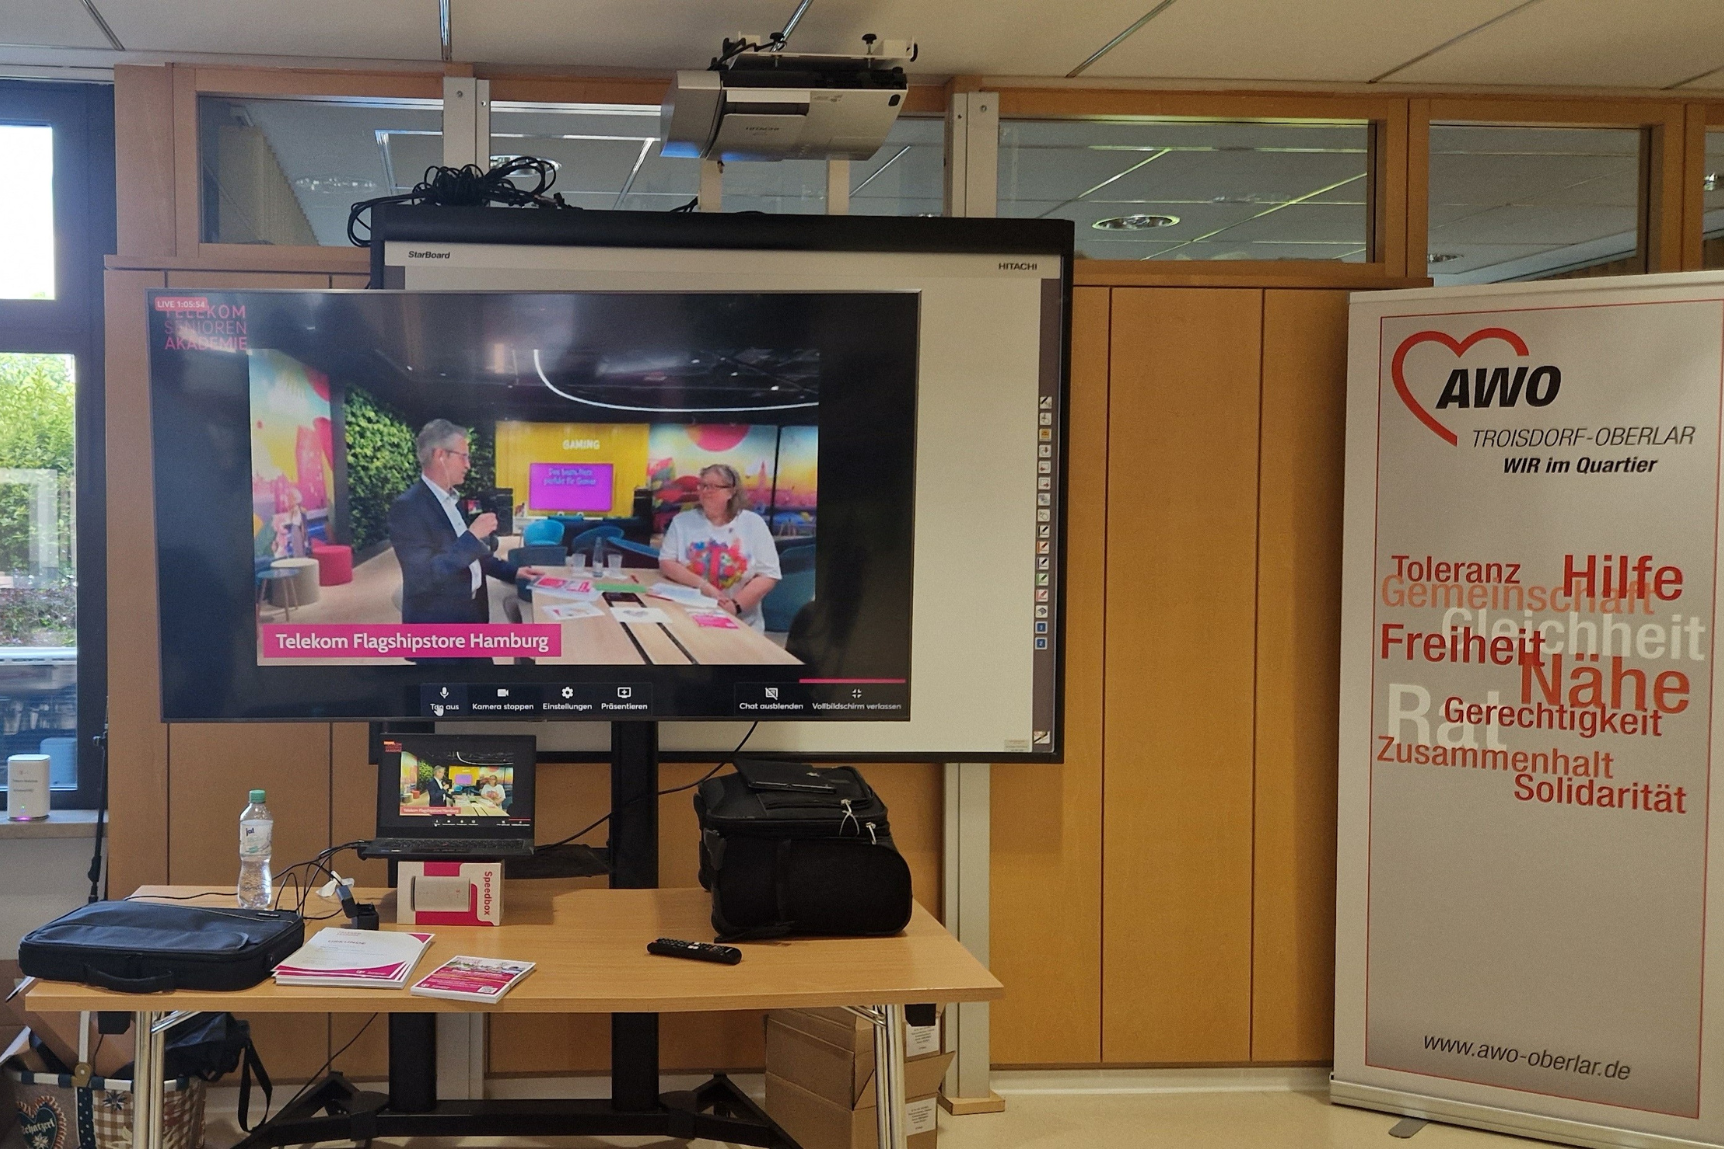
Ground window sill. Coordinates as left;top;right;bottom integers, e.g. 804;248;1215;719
0;809;99;840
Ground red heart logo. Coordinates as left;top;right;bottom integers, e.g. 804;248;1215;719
1391;327;1530;446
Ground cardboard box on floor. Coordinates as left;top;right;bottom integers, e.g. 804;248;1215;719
766;1072;942;1149
766;1018;951;1109
766;1006;943;1067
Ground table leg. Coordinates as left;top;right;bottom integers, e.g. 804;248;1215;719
131;1010;165;1149
872;1003;908;1149
389;1013;437;1112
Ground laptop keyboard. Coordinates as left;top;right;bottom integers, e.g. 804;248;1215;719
366;838;533;857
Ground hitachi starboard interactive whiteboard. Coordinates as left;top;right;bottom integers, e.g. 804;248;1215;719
377;207;1069;761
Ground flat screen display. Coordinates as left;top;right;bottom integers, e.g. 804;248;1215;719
396;751;517;819
150;287;918;721
149;210;1072;760
528;462;613;512
375;733;535;834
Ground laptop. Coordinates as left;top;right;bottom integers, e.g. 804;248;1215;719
360;734;537;860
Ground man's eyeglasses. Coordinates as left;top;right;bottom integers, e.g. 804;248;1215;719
440;448;471;462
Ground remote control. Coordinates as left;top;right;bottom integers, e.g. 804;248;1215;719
647;938;742;965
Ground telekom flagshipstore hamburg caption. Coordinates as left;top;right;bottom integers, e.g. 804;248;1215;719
1365;299;1723;1117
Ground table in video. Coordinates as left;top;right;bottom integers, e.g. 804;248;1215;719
520;571;799;666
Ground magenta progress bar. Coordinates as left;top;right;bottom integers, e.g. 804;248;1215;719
798;678;907;684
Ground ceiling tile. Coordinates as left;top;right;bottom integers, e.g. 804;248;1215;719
96;0;443;60
450;0;1148;78
0;0;116;50
1390;0;1724;87
1085;0;1527;82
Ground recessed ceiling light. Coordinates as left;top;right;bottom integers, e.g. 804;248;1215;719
292;176;381;194
1092;214;1179;231
492;155;561;170
1427;253;1462;264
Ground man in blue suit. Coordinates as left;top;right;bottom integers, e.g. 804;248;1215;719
389;420;535;636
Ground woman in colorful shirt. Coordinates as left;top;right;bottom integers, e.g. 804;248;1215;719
658;463;782;633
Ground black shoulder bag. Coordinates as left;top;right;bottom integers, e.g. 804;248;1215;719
694;761;913;942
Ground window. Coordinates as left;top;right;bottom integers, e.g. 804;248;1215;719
1427;125;1642;284
489;102;700;211
998;118;1371;261
0;125;54;299
199;96;442;246
1704;130;1724;270
0;80;113;809
0;354;77;791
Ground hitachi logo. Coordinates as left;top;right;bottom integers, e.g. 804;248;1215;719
998;261;1038;271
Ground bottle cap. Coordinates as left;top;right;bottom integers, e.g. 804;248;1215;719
250;789;266;803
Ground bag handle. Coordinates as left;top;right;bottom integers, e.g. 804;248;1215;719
237;1038;272;1131
83;968;175;994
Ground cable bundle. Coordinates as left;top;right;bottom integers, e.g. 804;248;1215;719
346;156;574;247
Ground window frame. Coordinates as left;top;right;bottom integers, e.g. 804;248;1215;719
0;78;115;810
991;89;1411;281
1416;97;1689;280
183;68;444;271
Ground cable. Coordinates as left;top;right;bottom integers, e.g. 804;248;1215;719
536;722;759;852
85;720;108;902
263;1013;379;1127
124;890;236;902
346;157;574;247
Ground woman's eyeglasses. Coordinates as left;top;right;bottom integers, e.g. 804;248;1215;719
698;482;735;491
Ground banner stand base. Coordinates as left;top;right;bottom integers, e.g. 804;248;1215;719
1330;1079;1720;1149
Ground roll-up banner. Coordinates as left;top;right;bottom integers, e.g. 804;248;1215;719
1334;272;1724;1149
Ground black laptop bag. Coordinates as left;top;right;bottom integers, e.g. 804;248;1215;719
694;761;913;942
18;901;304;993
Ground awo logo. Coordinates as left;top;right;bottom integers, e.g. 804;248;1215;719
1391;327;1562;446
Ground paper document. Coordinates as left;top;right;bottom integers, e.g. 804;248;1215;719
611;606;672;625
410;955;535;1002
274;928;434;989
647;582;714;607
540;600;604;621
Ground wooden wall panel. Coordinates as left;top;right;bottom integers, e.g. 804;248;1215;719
162;271;327;290
166;724;331;885
991;286;1108;1066
113;67;176;258
167;720;336;1079
1252;290;1349;1063
104;269;169;899
1101;288;1261;1063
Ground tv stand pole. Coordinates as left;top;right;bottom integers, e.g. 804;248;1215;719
608;720;659;1110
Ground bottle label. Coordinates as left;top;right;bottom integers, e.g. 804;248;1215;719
240;820;272;857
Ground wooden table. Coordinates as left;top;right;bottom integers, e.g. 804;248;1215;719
520;570;800;666
24;884;1001;1149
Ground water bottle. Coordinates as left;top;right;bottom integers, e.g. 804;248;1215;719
238;789;273;909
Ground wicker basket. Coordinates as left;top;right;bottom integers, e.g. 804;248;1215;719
5;1058;206;1149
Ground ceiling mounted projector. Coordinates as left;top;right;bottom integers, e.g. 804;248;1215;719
661;33;916;163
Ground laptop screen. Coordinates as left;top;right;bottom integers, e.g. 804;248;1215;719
375;734;536;838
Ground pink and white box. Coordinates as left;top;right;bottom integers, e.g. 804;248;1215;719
396;861;503;926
